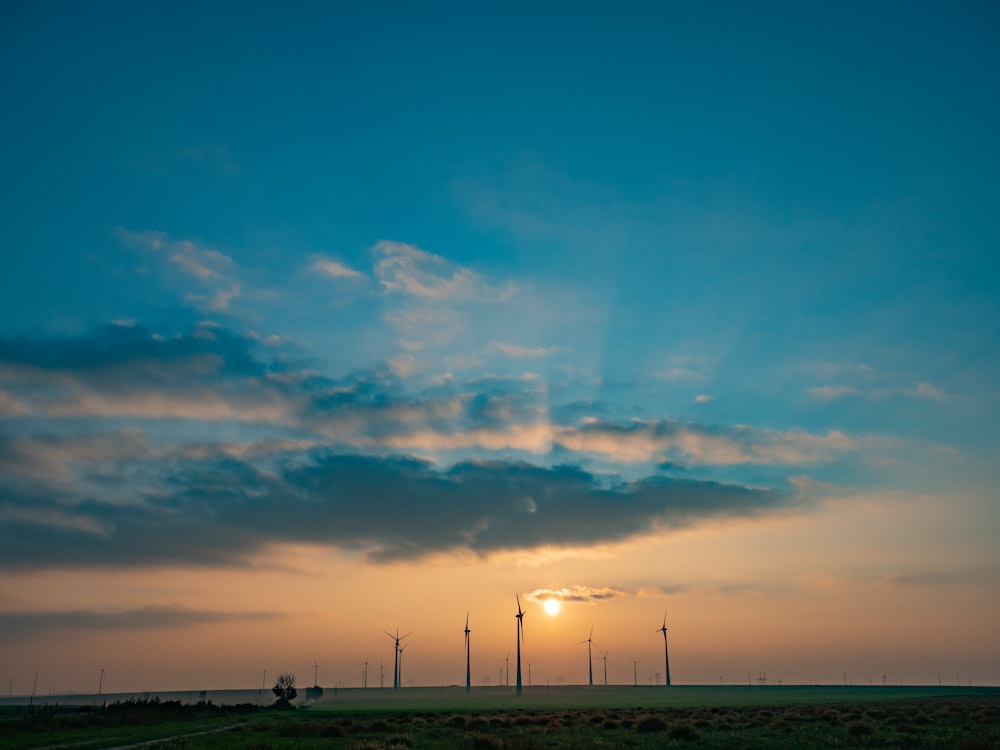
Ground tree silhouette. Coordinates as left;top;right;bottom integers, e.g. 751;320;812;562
271;673;297;707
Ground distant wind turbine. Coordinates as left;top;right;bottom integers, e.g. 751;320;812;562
383;628;411;689
632;659;641;687
313;658;320;687
577;627;598;686
398;643;409;687
515;593;525;696
601;649;610;686
656;611;671;686
500;652;510;686
464;613;471;694
97;668;105;695
362;656;369;689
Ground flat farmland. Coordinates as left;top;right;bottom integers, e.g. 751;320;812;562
3;685;997;749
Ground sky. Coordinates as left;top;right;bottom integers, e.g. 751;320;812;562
1;1;999;694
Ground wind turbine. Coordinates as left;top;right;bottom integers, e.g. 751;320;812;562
632;659;641;687
313;658;321;687
464;613;471;694
601;648;610;686
97;668;105;695
398;643;409;687
515;593;525;696
500;652;510;686
577;627;597;686
656;610;671;686
383;628;411;689
362;656;369;689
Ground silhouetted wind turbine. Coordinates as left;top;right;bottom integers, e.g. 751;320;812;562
313;658;320;686
601;648;610;686
656;610;671;686
362;656;369;688
398;643;409;687
500;652;510;686
632;659;641;687
577;626;597;686
515;593;525;695
384;628;411;689
464;613;471;694
97;668;105;695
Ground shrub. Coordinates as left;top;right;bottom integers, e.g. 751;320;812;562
667;722;701;741
636;715;668;733
467;732;503;749
845;719;875;745
955;740;996;750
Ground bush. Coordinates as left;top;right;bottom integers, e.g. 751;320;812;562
845;719;875;745
667;722;701;741
636;715;668;733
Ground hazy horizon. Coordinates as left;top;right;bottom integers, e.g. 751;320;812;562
2;2;998;696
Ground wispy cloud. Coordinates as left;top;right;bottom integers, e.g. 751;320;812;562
808;381;948;402
311;257;364;280
116;228;241;312
556;419;856;466
373;240;516;301
658;367;705;382
693;394;714;404
881;565;1000;587
488;342;563;359
0;605;278;638
525;585;628;605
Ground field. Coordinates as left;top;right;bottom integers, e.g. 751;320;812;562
2;685;997;749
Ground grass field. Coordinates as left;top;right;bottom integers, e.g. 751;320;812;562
2;685;997;749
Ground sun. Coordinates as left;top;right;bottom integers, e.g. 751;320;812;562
543;598;561;616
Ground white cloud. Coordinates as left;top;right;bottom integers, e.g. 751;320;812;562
808;382;947;402
373;240;516;301
906;381;947;400
311;257;364;279
555;421;857;466
659;367;705;382
488;342;562;358
808;385;860;401
387;354;418;378
694;394;714;404
117;227;241;311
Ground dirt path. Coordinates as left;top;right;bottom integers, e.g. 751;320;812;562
30;722;249;750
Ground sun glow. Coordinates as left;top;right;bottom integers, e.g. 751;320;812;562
543;598;560;616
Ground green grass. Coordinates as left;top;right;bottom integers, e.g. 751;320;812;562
3;688;997;750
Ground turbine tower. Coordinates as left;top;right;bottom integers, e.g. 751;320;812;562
601;649;610;686
632;659;641;687
515;594;525;696
97;668;105;695
383;627;411;689
398;643;408;687
362;656;369;689
313;658;320;687
656;610;671;686
577;626;597;686
464;613;471;694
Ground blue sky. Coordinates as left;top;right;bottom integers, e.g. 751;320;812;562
1;1;998;692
